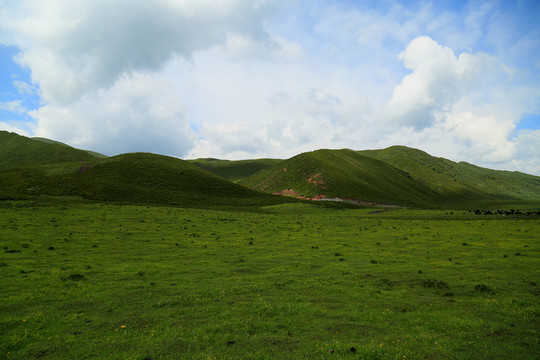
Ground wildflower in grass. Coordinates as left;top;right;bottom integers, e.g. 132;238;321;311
121;325;126;328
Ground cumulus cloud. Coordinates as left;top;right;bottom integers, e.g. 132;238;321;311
444;111;515;163
1;0;275;104
30;73;196;156
0;122;30;137
509;130;540;175
386;36;498;128
187;83;375;160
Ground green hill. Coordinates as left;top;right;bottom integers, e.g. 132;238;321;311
239;147;540;208
238;148;444;208
361;146;540;203
0;131;104;169
32;136;107;159
188;158;283;180
0;150;290;207
2;131;538;209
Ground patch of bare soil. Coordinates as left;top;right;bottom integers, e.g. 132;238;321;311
307;172;322;184
319;197;403;209
273;189;327;200
272;190;403;209
274;189;300;197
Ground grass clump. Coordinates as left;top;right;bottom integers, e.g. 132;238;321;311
422;279;450;289
474;284;496;294
65;274;85;281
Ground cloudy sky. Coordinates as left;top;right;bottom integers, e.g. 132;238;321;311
1;0;539;174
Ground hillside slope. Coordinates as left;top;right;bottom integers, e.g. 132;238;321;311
188;158;283;180
239;147;540;208
238;149;444;208
0;151;290;207
0;131;103;169
361;146;540;202
2;131;538;208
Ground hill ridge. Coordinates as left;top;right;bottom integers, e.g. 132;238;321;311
238;147;540;208
0;131;104;169
1;131;539;208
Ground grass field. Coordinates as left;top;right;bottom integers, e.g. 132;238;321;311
1;201;538;359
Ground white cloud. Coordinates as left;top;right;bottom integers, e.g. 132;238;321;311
30;73;196;156
509;130;540;175
12;80;37;96
0;122;31;137
0;100;26;114
1;1;539;176
1;0;276;104
386;36;498;128
444;111;515;163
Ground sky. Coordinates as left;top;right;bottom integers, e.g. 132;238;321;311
0;0;539;175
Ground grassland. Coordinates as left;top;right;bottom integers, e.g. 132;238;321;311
1;201;538;359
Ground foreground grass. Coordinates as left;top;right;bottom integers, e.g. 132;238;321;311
1;201;538;359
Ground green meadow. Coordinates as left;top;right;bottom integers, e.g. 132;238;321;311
1;201;538;359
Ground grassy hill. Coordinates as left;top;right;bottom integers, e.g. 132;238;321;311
238;148;445;208
361;146;540;204
188;158;283;181
239;147;540;208
2;131;538;208
1;152;290;207
0;131;291;207
0;130;104;169
55;153;289;206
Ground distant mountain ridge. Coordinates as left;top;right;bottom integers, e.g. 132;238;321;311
1;130;539;208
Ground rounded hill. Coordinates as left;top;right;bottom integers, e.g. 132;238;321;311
238;148;444;208
5;152;289;207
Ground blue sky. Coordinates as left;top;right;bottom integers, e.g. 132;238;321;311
0;0;539;174
0;44;38;133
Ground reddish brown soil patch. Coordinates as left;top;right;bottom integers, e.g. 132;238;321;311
273;189;327;200
274;189;300;197
307;172;323;185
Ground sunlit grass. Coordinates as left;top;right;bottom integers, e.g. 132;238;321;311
1;201;538;359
